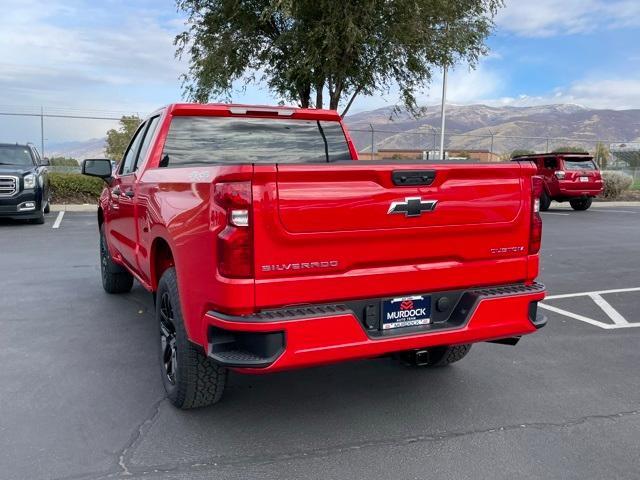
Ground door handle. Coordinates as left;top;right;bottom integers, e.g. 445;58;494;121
392;170;436;186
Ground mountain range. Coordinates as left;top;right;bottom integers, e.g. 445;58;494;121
46;104;640;159
47;138;107;161
345;104;640;155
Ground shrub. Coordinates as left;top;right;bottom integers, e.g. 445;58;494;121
49;173;104;203
49;156;79;166
601;171;633;199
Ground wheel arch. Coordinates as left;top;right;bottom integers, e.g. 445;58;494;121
150;236;175;292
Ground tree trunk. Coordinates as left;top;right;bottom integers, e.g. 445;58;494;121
329;91;341;110
340;87;362;117
315;80;324;109
299;84;311;108
329;78;343;110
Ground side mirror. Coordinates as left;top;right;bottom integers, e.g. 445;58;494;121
40;157;50;166
82;159;113;181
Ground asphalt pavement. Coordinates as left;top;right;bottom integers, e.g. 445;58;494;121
1;205;639;480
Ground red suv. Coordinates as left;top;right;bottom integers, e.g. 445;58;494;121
514;152;603;211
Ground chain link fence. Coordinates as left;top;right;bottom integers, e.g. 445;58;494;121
1;107;638;190
348;125;639;166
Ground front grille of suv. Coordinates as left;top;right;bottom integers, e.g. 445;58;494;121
0;176;18;197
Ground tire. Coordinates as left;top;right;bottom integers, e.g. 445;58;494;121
397;344;472;368
44;201;50;214
569;197;592;211
99;225;134;293
157;267;227;409
539;191;551;212
30;212;45;224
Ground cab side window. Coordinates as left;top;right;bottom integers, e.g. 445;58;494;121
119;123;147;175
134;116;160;171
544;158;557;169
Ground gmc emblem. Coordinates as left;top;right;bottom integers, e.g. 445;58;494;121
387;197;438;217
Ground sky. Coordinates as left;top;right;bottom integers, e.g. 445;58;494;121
1;0;640;144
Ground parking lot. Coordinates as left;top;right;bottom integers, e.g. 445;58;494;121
1;204;639;480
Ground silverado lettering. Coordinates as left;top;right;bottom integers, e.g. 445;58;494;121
83;103;546;409
261;260;339;272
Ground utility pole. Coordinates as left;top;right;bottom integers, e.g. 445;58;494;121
40;106;45;157
369;123;375;160
439;65;448;161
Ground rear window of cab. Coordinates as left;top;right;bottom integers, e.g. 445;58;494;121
161;116;352;166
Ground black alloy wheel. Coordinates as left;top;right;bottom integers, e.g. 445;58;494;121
159;292;178;385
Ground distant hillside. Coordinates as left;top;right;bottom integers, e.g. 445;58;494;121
43;104;640;159
47;138;106;160
344;104;640;154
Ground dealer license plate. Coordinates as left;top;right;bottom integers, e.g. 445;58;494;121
579;176;589;182
381;295;431;330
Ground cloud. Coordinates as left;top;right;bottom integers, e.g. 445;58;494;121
484;77;640;110
424;64;505;105
349;60;506;114
496;0;640;37
0;0;186;110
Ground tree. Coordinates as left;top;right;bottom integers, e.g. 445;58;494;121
105;116;141;161
510;149;534;158
594;142;610;168
49;157;79;166
175;0;503;116
551;146;588;154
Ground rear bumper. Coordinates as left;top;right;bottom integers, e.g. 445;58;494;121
557;182;603;198
204;283;546;373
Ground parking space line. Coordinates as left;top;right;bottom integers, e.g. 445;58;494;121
589;293;629;325
542;212;570;216
589;209;638;214
541;286;640;330
546;287;640;300
52;211;65;229
551;208;637;214
538;303;618;329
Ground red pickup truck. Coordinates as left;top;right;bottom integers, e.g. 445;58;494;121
83;103;546;409
513;152;604;211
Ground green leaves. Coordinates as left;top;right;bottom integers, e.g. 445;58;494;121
105;115;142;162
49;173;104;203
176;0;503;115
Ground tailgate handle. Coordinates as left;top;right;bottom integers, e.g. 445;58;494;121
392;170;436;186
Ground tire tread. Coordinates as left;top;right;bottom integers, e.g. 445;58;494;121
100;225;133;294
159;268;227;409
431;344;472;366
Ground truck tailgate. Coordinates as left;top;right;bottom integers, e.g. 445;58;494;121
252;162;535;308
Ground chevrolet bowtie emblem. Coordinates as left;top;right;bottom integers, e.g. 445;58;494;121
387;197;438;217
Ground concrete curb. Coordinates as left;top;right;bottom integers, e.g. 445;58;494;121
565;201;640;207
50;204;98;212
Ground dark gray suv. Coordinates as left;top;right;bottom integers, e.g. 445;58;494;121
0;143;51;224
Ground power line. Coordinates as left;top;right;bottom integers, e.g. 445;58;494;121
0;112;125;121
0;104;142;117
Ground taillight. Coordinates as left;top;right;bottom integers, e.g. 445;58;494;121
214;182;253;278
530;176;543;254
554;170;566;179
